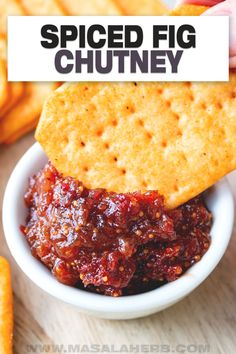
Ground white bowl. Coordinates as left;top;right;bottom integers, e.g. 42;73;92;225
2;143;234;319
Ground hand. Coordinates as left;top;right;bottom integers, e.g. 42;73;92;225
176;0;236;68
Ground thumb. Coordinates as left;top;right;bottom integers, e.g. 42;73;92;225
203;1;236;59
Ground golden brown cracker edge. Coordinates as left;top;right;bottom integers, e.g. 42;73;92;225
4;117;38;144
115;0;168;16
0;82;25;118
0;34;7;60
0;60;9;110
1;0;25;34
36;4;236;209
0;33;25;120
169;4;208;16
0;257;13;354
17;0;65;15
0;82;59;143
58;0;122;16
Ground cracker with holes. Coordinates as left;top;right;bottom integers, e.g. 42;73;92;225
36;73;236;209
35;3;236;209
20;3;227;298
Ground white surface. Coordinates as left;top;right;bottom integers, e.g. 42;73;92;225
2;143;234;319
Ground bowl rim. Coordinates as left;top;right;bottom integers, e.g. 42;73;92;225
2;142;235;315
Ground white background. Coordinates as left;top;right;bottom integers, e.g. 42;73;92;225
8;16;229;82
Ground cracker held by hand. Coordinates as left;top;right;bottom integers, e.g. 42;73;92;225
0;257;13;354
36;74;236;209
36;3;236;209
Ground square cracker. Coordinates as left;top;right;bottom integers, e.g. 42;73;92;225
36;4;236;209
0;257;13;354
58;0;122;15
36;72;236;209
115;0;168;16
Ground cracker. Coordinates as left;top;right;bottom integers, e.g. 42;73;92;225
0;257;13;354
36;72;236;209
0;82;58;143
36;3;236;209
0;3;24;115
4;117;38;144
18;0;65;15
0;2;59;142
0;34;7;60
0;59;8;111
0;82;25;118
170;4;208;16
0;0;24;34
115;0;168;16
0;34;25;119
59;0;121;15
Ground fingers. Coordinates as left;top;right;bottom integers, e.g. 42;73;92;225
175;0;236;68
203;0;236;66
203;1;231;15
229;56;236;69
176;0;223;6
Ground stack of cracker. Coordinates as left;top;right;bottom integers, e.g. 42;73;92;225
0;0;59;143
0;0;168;144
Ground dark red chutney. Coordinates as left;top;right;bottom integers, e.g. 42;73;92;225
21;163;212;297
